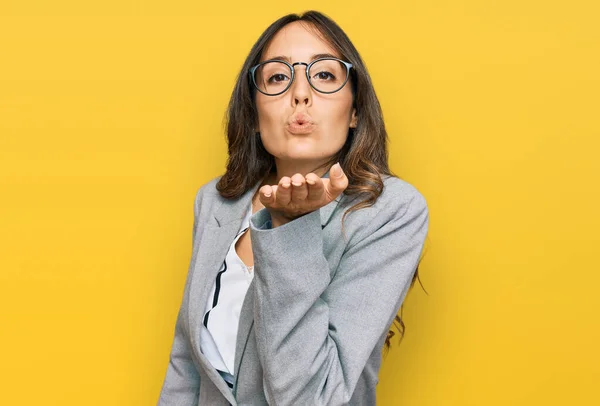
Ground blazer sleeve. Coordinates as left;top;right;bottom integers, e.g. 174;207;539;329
158;187;205;405
248;188;429;406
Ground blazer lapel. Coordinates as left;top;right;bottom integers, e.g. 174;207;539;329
188;181;260;404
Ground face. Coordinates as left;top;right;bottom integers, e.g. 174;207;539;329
254;21;357;172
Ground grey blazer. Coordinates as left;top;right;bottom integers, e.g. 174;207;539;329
158;172;429;406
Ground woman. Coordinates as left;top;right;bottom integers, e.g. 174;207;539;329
159;10;429;406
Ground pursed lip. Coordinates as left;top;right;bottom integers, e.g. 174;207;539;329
286;112;315;134
289;112;313;125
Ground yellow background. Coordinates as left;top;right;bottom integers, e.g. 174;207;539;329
1;1;598;405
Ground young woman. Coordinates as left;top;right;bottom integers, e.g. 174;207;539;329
159;10;429;406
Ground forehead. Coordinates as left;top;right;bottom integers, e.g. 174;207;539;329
261;21;342;62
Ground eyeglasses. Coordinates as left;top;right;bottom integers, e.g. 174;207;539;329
249;57;353;96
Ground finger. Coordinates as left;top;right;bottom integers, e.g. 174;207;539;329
259;185;275;207
326;163;349;199
305;173;324;202
290;173;308;204
276;176;292;206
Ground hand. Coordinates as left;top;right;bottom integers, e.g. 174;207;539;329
258;163;349;227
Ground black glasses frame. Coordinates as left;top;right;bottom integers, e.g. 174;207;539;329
249;57;354;96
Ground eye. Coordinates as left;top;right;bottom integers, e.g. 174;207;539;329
312;71;336;81
268;73;290;83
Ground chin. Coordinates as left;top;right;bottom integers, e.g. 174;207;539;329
264;136;343;161
281;151;319;161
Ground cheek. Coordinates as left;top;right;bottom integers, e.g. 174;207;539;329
324;87;354;121
255;95;281;130
320;97;354;138
255;98;284;154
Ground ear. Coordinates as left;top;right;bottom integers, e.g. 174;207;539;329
349;108;358;129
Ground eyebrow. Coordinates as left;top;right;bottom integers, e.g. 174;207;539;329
263;53;340;63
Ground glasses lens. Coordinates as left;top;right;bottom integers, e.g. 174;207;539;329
308;59;348;93
254;61;292;95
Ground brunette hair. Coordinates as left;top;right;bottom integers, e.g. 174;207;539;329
216;10;425;351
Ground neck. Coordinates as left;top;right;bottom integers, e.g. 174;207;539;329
263;158;332;186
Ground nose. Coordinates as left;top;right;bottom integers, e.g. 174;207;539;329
290;62;312;107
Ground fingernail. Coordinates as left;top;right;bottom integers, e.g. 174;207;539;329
282;182;291;188
263;192;271;198
306;178;316;185
332;163;343;178
291;181;302;187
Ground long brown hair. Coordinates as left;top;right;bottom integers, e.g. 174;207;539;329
216;10;425;352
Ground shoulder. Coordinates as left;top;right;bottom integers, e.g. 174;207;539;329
194;175;222;199
379;174;428;211
337;174;429;246
193;175;224;216
341;174;428;220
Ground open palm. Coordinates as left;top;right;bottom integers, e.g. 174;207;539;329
258;163;349;225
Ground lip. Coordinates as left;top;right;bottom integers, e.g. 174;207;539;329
287;112;315;134
286;122;315;135
289;112;313;125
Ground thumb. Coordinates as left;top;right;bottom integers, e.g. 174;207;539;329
326;163;349;198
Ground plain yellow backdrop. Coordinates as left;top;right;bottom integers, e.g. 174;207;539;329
1;1;599;405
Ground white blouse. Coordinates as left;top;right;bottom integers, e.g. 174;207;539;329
199;202;254;389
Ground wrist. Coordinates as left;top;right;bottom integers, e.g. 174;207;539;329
269;210;308;228
270;212;292;228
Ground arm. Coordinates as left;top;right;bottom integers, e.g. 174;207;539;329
158;187;205;405
249;188;429;405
